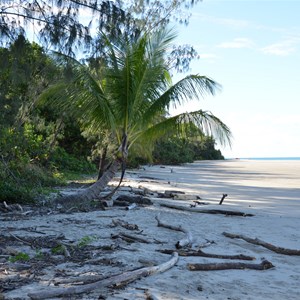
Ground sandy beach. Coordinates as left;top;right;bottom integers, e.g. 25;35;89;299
1;159;300;299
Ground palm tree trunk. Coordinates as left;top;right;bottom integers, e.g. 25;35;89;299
97;145;108;180
55;158;122;209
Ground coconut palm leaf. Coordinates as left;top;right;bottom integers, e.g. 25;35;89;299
134;109;232;149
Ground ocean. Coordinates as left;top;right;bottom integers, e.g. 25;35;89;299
235;157;300;161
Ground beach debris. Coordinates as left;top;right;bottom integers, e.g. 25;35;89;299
219;193;228;205
126;203;138;210
160;203;254;217
223;232;300;255
163;190;185;198
159;249;255;261
27;252;179;300
187;259;274;271
190;200;209;207
155;216;193;249
110;219;139;231
114;194;153;205
111;232;150;244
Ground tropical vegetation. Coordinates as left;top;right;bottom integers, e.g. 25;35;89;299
0;1;232;204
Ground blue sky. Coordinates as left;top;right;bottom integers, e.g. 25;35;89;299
171;0;300;158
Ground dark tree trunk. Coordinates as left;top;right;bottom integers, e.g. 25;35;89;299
97;145;108;180
55;158;122;209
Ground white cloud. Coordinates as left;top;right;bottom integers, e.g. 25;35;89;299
218;38;254;49
261;41;296;56
192;13;250;29
261;34;300;56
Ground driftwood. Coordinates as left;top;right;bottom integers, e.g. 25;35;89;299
155;216;193;249
160;203;254;217
28;252;178;299
115;194;153;205
188;259;274;271
0;201;23;213
159;249;255;260
219;194;228;205
223;232;300;255
111;232;150;244
111;219;139;231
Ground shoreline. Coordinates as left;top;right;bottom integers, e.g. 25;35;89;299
2;160;300;300
126;159;300;217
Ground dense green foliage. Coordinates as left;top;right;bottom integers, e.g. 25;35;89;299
0;37;96;203
153;136;223;165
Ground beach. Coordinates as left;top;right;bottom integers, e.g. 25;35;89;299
1;160;300;299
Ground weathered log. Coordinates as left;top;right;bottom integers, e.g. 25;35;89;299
114;194;153;205
155;216;193;249
28;252;178;299
159;249;255;260
223;232;300;255
188;260;274;271
113;199;130;207
160;203;254;217
164;190;185;198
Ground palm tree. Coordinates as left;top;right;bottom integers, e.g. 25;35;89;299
43;28;231;207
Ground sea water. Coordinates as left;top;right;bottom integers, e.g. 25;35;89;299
243;157;300;161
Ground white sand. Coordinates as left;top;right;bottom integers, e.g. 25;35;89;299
2;160;300;299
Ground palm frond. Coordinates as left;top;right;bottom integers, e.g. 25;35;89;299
134;109;232;148
142;75;222;126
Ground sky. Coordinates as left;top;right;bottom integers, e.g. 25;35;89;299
170;0;300;158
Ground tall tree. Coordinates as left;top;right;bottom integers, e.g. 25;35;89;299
41;28;231;207
1;1;198;52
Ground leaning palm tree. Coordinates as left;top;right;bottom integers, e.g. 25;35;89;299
43;28;231;207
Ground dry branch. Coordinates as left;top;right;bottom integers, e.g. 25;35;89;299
111;232;150;244
188;260;274;271
28;252;179;299
111;219;139;231
223;232;300;255
159;249;255;260
219;194;228;205
160;203;254;217
155;216;193;249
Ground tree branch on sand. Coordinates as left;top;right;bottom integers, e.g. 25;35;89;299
188;260;274;271
155;215;193;249
160;203;254;217
28;252;179;299
223;232;300;255
159;249;255;261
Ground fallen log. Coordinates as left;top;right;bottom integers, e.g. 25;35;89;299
155;216;193;249
159;249;255;260
160;203;254;217
223;232;300;255
28;252;179;300
188;260;274;271
114;194;153;205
